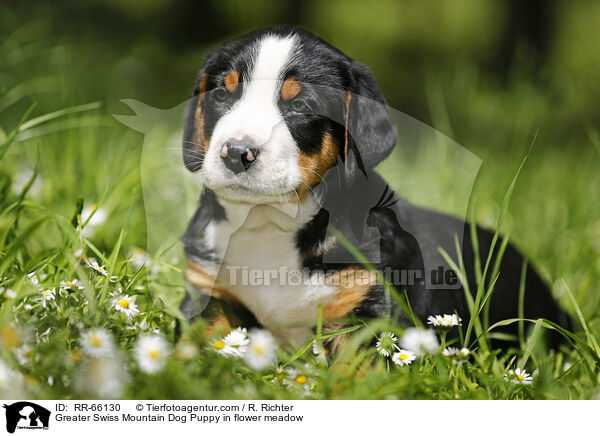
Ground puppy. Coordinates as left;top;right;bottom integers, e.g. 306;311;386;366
179;26;568;349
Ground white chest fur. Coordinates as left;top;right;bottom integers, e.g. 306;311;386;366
205;199;335;345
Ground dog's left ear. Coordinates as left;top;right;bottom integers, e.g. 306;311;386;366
342;62;397;186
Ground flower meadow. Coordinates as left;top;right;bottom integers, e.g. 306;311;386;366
0;204;598;400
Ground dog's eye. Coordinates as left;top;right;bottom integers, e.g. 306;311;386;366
290;100;310;113
212;88;229;102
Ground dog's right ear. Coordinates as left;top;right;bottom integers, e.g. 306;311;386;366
182;68;209;172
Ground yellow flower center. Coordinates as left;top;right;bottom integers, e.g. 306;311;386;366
295;375;307;385
118;299;130;309
91;336;101;347
213;340;225;350
0;325;21;349
516;374;524;381
399;353;408;360
149;350;160;359
67;282;73;287
251;344;265;355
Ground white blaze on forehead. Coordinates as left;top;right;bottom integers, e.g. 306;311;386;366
220;34;297;144
250;34;297;83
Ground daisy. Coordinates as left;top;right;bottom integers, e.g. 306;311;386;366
134;334;170;374
285;364;313;395
176;342;199;360
399;328;439;357
504;368;534;385
223;327;249;357
110;292;140;320
0;359;23;393
311;340;330;362
210;337;233;356
26;272;40;286
128;247;151;269
36;288;56;308
244;329;277;370
13;344;32;366
427;314;462;329
375;331;398;357
60;279;84;292
75;356;126;399
272;365;287;383
392;349;416;366
86;259;108;276
4;288;17;299
80;329;114;357
442;347;469;362
81;205;107;237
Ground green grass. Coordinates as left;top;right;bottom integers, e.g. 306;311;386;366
2;12;600;400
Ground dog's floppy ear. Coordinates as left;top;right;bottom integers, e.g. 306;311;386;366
182;68;209;172
342;62;397;186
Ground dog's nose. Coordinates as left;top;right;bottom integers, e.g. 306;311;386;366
220;138;259;174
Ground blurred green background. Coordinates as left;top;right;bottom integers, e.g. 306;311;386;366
1;0;599;324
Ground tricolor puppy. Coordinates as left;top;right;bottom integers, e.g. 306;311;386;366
180;26;568;348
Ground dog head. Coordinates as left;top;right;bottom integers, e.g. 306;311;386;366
183;26;397;204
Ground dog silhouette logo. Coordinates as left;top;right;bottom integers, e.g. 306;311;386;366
2;402;50;433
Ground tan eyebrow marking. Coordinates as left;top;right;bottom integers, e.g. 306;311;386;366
224;70;239;93
281;77;301;100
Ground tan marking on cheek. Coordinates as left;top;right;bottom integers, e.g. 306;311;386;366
185;260;241;305
296;132;339;200
193;74;210;154
322;267;377;320
224;70;239;93
281;77;301;100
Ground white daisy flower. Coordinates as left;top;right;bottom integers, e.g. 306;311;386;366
12;168;42;196
27;272;40;286
311;340;330;363
400;328;439;357
244;329;277;370
284;364;314;396
504;368;534;385
81;205;108;237
375;331;398;357
110;292;140;320
128;247;151;269
75;356;126;399
223;327;249;357
427;314;462;329
442;347;469;362
86;259;108;276
80;329;114;357
210;337;232;356
0;359;23;394
272;365;287;383
134;334;170;374
392;349;416;366
13;344;32;366
5;289;17;299
36;288;56;308
60;279;84;291
176;342;199;360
